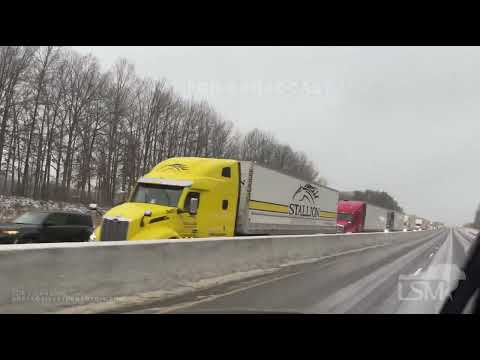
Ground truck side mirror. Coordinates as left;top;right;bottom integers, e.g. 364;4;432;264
189;198;198;215
140;210;152;227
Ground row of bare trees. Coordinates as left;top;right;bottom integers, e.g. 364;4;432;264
0;46;325;206
340;190;404;212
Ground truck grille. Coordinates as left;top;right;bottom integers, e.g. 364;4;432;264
101;218;129;241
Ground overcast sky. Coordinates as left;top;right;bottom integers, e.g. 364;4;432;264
73;46;480;226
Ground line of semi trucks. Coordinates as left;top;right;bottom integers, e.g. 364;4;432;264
89;157;443;242
336;201;441;233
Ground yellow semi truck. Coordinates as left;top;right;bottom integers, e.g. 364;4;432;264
90;157;338;241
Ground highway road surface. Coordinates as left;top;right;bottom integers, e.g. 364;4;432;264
112;228;477;314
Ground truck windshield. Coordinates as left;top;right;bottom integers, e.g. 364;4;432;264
14;212;48;225
337;212;353;222
131;183;183;207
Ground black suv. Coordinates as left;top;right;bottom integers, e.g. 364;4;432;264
0;211;93;244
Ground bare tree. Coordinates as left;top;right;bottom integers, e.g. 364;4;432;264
0;46;325;206
0;46;36;192
20;46;59;196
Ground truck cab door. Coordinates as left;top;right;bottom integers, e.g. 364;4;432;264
357;214;363;232
179;192;200;238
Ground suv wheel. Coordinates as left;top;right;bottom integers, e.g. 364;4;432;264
14;237;34;244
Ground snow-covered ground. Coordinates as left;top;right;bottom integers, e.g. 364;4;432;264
0;195;107;224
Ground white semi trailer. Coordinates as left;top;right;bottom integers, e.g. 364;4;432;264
236;161;340;235
415;218;423;231
392;211;405;231
403;214;416;231
363;204;389;232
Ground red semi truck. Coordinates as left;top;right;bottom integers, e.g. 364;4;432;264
337;200;403;233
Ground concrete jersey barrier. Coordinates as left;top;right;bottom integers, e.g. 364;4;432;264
0;229;442;313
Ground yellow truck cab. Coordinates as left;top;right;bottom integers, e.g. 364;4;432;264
92;157;240;241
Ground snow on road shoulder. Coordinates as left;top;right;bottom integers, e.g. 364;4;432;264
0;194;107;223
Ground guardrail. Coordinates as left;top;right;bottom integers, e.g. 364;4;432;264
0;229;442;313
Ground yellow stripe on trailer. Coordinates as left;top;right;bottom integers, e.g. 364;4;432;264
249;200;288;214
249;201;337;218
319;211;337;218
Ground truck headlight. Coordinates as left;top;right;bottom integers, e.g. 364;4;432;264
3;230;18;235
89;232;96;241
